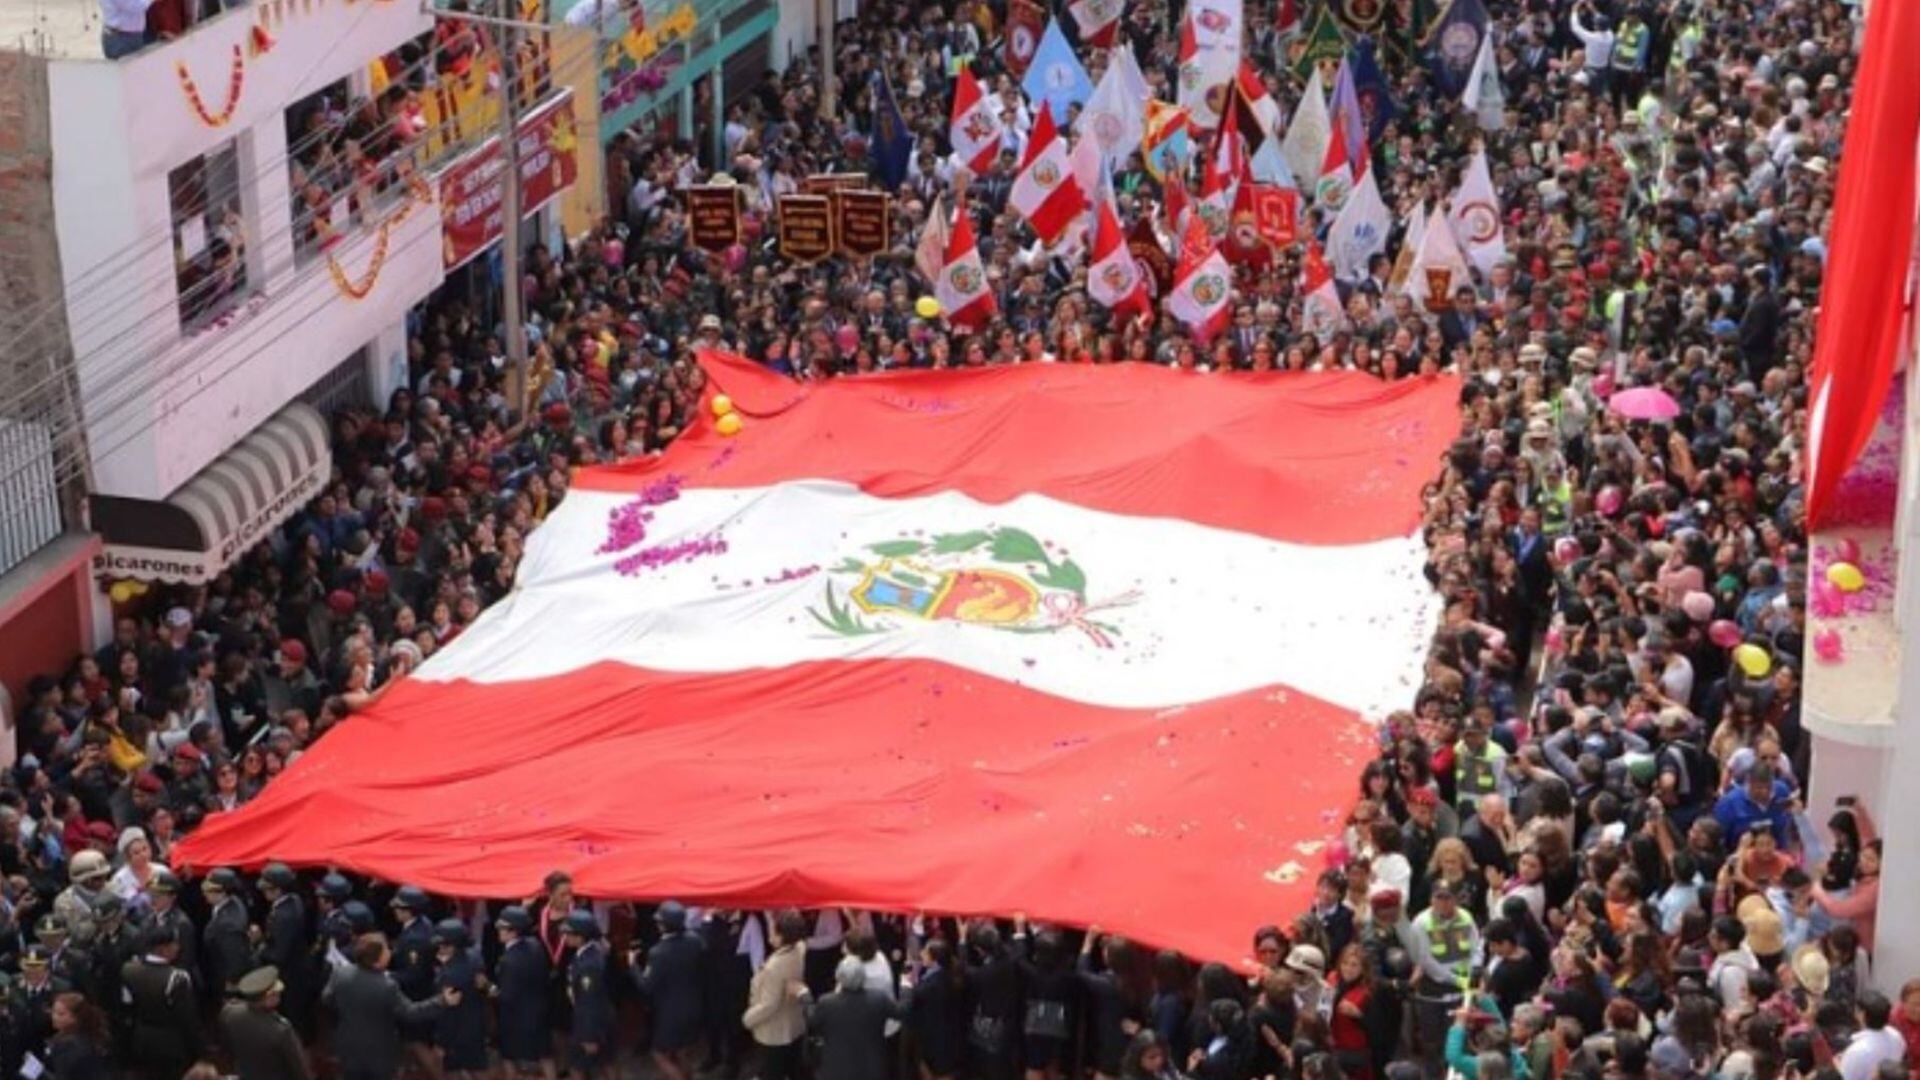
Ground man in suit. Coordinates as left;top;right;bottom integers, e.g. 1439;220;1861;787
494;906;552;1078
222;965;312;1080
122;923;201;1079
743;910;811;1080
1439;286;1484;351
323;933;455;1080
387;885;438;1077
807;956;911;1080
200;868;252;998
638;900;708;1080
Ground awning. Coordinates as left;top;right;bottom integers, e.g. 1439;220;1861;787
90;403;330;584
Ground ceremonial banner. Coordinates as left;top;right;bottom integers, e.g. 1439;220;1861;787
176;350;1457;969
833;190;892;258
804;173;870;195
777;194;835;263
440;91;580;270
1005;0;1047;77
685;185;743;252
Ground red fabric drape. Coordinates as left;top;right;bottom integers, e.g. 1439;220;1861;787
1806;0;1920;529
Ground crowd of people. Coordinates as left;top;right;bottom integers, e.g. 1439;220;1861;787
12;0;1917;1073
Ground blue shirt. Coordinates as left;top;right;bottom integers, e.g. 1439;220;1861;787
1712;780;1792;850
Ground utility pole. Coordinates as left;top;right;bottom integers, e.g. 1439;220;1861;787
427;0;551;417
817;0;835;118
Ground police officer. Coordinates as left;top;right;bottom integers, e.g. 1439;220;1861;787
146;872;197;987
1409;881;1480;1070
122;923;201;1080
315;874;355;974
639;900;709;1080
222;966;313;1079
257;863;315;1034
201;868;252;996
13;945;65;1059
388;885;438;1077
35;916;91;1000
564;910;617;1080
433;919;489;1078
494;905;551;1078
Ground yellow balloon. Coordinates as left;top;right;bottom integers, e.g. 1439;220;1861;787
915;296;942;319
1733;643;1772;679
109;582;133;604
127;581;149;596
710;394;735;418
716;412;744;437
1826;561;1866;593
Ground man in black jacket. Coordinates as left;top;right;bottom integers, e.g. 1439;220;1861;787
122;924;200;1079
223;965;313;1079
638;900;708;1080
257;863;314;1037
808;956;911;1080
323;933;455;1080
493;905;551;1077
200;868;252;998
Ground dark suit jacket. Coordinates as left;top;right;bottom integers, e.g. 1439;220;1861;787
640;931;708;1049
809;987;911;1080
202;897;250;993
222;1002;314;1080
323;964;444;1077
908;965;965;1075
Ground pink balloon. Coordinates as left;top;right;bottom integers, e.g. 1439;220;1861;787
1553;537;1580;565
1545;626;1565;653
1681;591;1714;622
1325;840;1351;868
1836;538;1861;564
1813;629;1845;663
1708;619;1742;649
1597;485;1624;517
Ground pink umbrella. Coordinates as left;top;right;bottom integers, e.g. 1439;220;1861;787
1608;386;1681;421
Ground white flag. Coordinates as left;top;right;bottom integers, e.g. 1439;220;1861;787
1327;168;1391;280
1407;201;1475;312
1446;148;1508;277
1279;68;1330;193
1461;30;1505;131
1079;46;1149;168
916;193;951;286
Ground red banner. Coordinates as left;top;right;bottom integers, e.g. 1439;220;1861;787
439;92;580;270
1005;0;1046;77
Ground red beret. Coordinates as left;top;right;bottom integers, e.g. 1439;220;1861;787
364;570;390;595
1407;787;1439;808
544;403;572;424
420;497;448;522
135;773;166;794
465;464;492;485
85;821;115;841
175;744;205;762
397;527;422;553
326;589;357;615
278;639;307;664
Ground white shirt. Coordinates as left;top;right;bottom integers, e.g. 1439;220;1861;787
100;0;153;33
1570;9;1616;69
1839;1027;1907;1080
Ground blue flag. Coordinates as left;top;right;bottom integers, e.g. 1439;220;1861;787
1349;38;1398;143
1425;0;1488;98
1022;18;1093;125
870;70;912;192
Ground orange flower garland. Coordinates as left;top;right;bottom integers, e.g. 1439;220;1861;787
325;174;435;300
176;45;246;127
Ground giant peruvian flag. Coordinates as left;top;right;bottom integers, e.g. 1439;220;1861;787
949;66;1005;175
1010;107;1089;246
175;352;1457;968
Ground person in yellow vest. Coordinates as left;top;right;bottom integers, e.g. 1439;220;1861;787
1410;882;1481;1070
1453;721;1508;817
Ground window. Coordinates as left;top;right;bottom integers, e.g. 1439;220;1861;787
168;140;249;332
284;78;354;266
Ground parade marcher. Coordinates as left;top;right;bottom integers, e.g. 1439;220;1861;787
200;868;252;997
387;884;439;1076
564;910;618;1080
222;965;314;1080
257;863;315;1035
638;899;709;1080
322;933;456;1080
120;923;200;1079
431;919;489;1079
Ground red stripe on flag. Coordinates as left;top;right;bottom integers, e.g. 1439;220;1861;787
575;353;1461;546
175;659;1373;968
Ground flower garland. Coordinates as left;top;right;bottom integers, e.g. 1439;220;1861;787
325;174;435;300
176;45;246;127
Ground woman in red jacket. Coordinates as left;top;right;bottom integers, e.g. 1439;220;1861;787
1326;944;1374;1080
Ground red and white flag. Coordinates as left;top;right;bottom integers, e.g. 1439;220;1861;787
1314;112;1353;211
1068;0;1125;48
1163;171;1192;245
1300;235;1347;338
1195;111;1245;239
1176;1;1240;129
936;198;997;330
949;67;1005;175
175;348;1456;969
1168;213;1232;342
1088;189;1151;320
1010;108;1090;246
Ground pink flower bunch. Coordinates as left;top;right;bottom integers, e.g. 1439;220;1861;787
614;534;729;577
596;475;685;555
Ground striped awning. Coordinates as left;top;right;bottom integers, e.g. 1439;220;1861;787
90;403;331;584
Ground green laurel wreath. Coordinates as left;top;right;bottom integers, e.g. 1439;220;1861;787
808;527;1090;638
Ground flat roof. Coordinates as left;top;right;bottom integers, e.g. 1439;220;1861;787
0;0;103;60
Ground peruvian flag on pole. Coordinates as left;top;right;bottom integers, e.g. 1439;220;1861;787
936;197;997;331
174;348;1457;970
1300;235;1348;338
1194;109;1245;239
1088;188;1151;320
1010;108;1090;246
1068;0;1125;48
1168;212;1232;342
949;66;1005;176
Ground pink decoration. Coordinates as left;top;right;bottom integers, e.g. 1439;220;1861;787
1811;579;1844;618
1836;537;1861;564
1325;840;1350;868
1813;629;1846;663
1553;537;1580;565
1708;620;1742;649
1681;591;1714;622
1545;626;1565;653
1596;485;1624;517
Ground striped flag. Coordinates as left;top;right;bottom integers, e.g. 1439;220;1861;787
1011;108;1090;245
175;350;1456;969
948;66;1005;175
936;197;997;330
